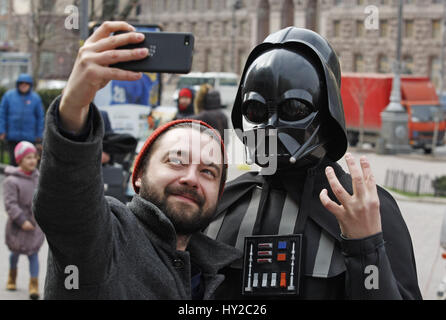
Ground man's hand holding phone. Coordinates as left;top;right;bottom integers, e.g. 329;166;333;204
59;21;148;134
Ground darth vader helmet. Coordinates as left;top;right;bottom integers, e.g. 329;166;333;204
232;27;347;171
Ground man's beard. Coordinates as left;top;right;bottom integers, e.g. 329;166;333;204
139;178;216;235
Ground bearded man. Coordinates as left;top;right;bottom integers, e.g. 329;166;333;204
33;21;240;300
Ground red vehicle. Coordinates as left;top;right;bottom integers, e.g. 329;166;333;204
341;73;446;153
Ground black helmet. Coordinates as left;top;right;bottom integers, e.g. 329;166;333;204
232;27;347;164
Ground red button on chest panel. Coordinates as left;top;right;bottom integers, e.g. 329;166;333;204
277;253;287;261
280;272;287;287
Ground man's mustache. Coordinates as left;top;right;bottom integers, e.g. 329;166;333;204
166;185;205;207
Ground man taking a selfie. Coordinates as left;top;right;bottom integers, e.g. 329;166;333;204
33;21;241;299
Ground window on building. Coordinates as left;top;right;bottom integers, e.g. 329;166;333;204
354;53;364;72
356;20;365;37
281;0;294;28
432;19;441;39
429;56;441;89
222;20;229;37
404;20;414;38
378;54;390;73
191;22;197;36
0;22;7;42
402;55;414;74
206;21;212;36
41;0;56;11
381;0;390;5
357;0;365;5
334;20;341;37
221;49;230;72
0;0;8;15
204;48;212;72
380;20;389;37
238;48;248;74
192;0;197;10
207;0;213;10
257;0;270;44
334;0;343;6
239;20;247;37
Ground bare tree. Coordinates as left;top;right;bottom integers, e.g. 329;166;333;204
19;0;74;88
19;0;141;87
118;0;140;20
101;0;141;21
347;76;382;148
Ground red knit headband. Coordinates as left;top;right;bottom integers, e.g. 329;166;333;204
132;119;228;198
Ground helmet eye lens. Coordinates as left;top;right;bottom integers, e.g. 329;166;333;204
279;99;312;121
243;100;268;124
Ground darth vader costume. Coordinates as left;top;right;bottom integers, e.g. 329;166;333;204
204;27;422;299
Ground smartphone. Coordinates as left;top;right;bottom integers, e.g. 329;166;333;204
110;31;194;74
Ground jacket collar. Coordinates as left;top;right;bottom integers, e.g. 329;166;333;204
128;194;178;251
128;195;242;274
188;232;242;275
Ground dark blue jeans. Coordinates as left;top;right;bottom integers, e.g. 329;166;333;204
9;252;39;278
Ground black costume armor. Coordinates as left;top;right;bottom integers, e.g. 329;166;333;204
205;27;422;299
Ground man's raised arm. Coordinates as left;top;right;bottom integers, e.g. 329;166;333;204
33;22;148;285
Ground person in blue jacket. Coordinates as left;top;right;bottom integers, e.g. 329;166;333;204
0;74;45;166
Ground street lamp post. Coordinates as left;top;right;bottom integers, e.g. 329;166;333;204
80;0;89;41
432;0;446;155
377;0;411;154
231;0;243;73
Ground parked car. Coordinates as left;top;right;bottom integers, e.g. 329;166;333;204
172;72;239;108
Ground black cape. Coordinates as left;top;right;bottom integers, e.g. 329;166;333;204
205;158;422;299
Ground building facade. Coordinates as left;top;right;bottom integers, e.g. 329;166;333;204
140;0;317;74
321;0;446;89
141;0;446;90
1;0;446;90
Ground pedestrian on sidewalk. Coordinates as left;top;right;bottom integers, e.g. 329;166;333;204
192;84;229;144
173;87;195;120
0;74;45;166
3;141;44;299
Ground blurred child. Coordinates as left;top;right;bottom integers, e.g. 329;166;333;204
3;141;44;299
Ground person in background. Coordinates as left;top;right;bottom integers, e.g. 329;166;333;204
100;110;113;135
192;84;229;144
3;141;44;300
100;110;113;164
173;87;195;120
0;74;45;166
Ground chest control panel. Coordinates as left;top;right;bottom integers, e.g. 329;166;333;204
242;234;302;297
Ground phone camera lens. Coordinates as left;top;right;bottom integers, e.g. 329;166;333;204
184;35;190;46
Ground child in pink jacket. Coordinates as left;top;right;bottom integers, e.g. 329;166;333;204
3;141;44;299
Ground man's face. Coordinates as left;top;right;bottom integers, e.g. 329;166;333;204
135;128;223;235
18;82;31;94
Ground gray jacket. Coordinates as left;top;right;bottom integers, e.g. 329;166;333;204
3;166;44;255
33;96;241;299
